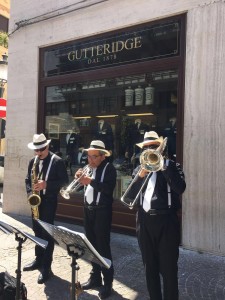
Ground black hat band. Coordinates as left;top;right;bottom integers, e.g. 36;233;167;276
33;139;47;146
143;137;157;142
90;145;105;150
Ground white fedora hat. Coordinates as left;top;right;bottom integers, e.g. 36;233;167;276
27;133;51;150
84;140;111;156
136;131;163;148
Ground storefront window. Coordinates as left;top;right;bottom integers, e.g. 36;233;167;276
39;14;186;229
45;70;178;199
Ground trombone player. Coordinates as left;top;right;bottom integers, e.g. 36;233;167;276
123;131;186;300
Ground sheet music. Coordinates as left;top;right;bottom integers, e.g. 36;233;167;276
58;226;111;268
37;220;111;269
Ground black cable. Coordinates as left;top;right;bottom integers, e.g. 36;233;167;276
9;0;110;36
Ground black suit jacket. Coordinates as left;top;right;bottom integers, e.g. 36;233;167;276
25;151;69;199
93;121;114;151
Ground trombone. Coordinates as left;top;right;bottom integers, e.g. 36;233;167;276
121;138;167;209
60;165;92;199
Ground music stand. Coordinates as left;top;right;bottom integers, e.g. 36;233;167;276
37;220;111;300
0;220;48;300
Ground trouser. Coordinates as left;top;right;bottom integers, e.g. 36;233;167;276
136;208;180;300
84;206;114;284
32;196;57;269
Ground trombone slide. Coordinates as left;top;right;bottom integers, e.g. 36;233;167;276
121;170;151;209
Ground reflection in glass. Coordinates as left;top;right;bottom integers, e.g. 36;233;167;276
45;71;178;198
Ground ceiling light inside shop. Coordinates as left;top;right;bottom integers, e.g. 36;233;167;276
96;115;119;118
73;116;92;119
126;113;154;116
51;116;66;121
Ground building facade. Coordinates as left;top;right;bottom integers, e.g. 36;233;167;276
4;0;225;255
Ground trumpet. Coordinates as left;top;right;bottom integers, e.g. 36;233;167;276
60;165;92;199
121;138;167;209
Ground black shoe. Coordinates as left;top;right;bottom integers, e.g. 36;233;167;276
98;284;112;299
37;269;53;284
23;260;41;271
81;277;102;290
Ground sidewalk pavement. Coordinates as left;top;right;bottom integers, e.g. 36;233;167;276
1;206;225;300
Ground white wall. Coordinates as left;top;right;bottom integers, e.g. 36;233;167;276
5;0;225;254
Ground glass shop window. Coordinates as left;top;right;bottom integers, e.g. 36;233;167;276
45;70;178;198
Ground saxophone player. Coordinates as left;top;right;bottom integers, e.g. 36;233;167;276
24;133;68;284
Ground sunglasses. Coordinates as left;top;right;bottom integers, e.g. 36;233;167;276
35;146;47;152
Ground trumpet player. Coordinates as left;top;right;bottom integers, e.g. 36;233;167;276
126;131;186;300
75;140;117;299
24;134;68;284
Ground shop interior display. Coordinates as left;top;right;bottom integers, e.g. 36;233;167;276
45;71;178;197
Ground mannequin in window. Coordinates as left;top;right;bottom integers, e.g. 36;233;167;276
125;119;149;165
163;117;177;159
93;119;114;161
66;127;82;174
78;147;88;168
134;119;147;141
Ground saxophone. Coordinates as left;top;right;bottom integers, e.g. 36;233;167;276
28;156;41;219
